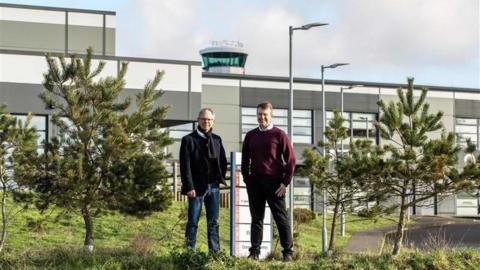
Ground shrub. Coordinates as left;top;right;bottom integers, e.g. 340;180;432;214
169;250;236;270
293;208;315;224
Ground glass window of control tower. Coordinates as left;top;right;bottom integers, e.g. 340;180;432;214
202;52;247;68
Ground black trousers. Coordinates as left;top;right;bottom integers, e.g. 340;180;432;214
246;176;293;256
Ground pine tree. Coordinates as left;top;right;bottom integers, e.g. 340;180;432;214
375;78;465;255
0;105;38;252
16;48;173;251
301;110;384;251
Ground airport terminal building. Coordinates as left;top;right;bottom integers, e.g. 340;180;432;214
1;3;480;216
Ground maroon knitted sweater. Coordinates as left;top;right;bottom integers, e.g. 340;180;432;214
241;126;296;185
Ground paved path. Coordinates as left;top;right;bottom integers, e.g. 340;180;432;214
346;216;480;254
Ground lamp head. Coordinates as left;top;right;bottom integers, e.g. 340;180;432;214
328;63;349;69
301;22;328;30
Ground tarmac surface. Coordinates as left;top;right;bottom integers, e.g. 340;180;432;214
346;216;480;253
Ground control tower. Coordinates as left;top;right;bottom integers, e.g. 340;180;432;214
199;40;248;74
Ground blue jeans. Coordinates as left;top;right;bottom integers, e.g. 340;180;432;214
185;182;220;252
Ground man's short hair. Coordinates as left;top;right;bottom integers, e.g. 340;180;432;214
256;101;273;111
198;107;215;118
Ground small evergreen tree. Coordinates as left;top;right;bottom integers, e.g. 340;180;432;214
17;48;173;251
375;78;465;255
301;111;384;251
0;105;38;252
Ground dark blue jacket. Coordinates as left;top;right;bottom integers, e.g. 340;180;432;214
179;131;227;196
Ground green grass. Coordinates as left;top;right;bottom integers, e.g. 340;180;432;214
4;199;395;255
1;246;479;269
0;199;478;269
5;200;190;253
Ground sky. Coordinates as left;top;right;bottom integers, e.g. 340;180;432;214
2;0;479;88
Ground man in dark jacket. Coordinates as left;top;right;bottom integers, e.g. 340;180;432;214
241;101;296;261
180;108;227;253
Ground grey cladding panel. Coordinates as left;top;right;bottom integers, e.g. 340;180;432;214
455;100;480;118
105;28;115;55
0;82;49;114
241;87;288;108
68;25;103;54
0;82;199;122
0;21;65;52
343;93;379;113
122;89;199;121
241;87;378;112
189;92;201;120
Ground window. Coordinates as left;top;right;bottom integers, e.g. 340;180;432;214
293;177;312;209
291;110;313;144
12;114;47;153
169;123;194;140
326;111;378;151
241;107;312;144
202;52;247;69
455;118;479;148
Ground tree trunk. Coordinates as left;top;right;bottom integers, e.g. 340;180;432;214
0;166;7;253
328;191;342;251
81;206;94;252
392;194;407;256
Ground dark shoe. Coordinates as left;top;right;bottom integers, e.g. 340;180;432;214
283;253;293;262
247;253;259;260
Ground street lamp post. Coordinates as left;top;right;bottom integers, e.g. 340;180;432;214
338;84;362;237
359;116;369;140
288;22;328;238
321;63;349;253
339;85;363;153
359;115;373;211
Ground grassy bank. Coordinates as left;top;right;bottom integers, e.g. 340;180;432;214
3;200;395;254
1;247;479;269
1;200;478;269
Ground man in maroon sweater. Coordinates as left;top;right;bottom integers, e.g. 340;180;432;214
241;101;296;261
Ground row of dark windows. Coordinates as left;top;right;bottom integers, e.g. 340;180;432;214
10;113;476;152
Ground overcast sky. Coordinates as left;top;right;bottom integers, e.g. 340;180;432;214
2;0;479;88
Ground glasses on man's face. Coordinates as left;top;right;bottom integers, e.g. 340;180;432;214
198;118;214;122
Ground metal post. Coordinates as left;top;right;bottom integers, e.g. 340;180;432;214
288;22;329;250
288;26;294;237
366;117;369;141
173;161;178;200
365;117;370;211
340;88;344;153
340;87;345;237
321;65;328;253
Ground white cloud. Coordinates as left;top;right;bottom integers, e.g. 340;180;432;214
117;0;205;60
233;5;304;77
